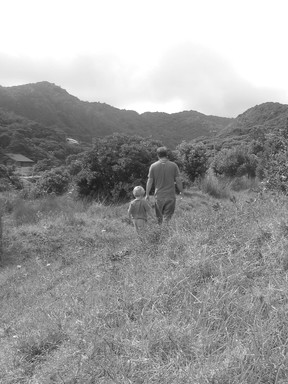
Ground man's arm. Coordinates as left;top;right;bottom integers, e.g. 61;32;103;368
128;203;132;219
146;177;153;200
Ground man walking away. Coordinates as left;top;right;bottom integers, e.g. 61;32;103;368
146;146;183;224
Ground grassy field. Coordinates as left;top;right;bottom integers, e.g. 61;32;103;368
1;188;288;383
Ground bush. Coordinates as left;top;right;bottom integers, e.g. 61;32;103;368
264;150;288;193
67;159;82;176
76;134;163;202
212;146;258;178
35;167;70;196
34;158;59;172
0;164;23;191
176;141;208;182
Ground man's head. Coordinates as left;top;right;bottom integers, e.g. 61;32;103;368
157;146;168;158
133;185;145;198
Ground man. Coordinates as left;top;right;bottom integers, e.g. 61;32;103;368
146;146;183;224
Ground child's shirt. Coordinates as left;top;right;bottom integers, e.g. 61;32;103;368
128;198;152;220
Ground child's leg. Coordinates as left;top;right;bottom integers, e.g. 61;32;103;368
134;218;146;232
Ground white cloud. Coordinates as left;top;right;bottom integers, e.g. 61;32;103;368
1;0;288;116
0;45;286;118
145;43;287;116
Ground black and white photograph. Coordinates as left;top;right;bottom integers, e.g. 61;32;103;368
1;0;288;382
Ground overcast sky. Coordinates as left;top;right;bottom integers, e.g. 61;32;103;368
1;0;288;117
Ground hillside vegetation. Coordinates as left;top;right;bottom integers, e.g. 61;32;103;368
212;102;288;150
1;83;288;178
1;188;288;383
0;108;89;167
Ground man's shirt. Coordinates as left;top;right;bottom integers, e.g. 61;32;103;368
148;159;180;199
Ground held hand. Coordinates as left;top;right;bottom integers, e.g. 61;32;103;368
145;195;150;201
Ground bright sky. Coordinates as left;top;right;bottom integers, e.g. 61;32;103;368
1;0;288;116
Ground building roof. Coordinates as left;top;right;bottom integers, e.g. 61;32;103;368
5;153;34;163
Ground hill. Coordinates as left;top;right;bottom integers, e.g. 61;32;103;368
193;102;288;151
217;102;288;146
0;82;233;148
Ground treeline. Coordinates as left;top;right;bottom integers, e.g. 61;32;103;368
2;124;288;201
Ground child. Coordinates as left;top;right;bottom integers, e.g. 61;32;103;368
128;186;155;233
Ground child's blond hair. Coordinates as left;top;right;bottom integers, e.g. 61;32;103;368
133;186;145;197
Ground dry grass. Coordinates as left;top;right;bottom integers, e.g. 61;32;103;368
1;189;288;383
199;170;231;199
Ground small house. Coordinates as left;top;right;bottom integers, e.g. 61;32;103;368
5;153;34;176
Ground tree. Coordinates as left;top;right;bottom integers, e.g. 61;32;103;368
76;134;162;202
176;141;208;182
0;134;11;148
35;167;70;195
258;132;288;193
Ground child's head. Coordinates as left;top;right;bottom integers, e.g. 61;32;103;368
133;186;145;198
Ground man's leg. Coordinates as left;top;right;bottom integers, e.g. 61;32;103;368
162;199;176;222
155;199;165;224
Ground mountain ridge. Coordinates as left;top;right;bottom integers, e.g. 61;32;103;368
0;81;233;147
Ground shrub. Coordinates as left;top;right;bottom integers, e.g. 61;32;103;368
35;167;70;196
0;164;23;191
212;146;258;178
76;134;163;202
67;159;82;176
176;141;209;182
34;158;58;172
263;149;288;194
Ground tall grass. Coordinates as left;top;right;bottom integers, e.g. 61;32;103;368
1;190;288;383
199;170;260;199
0;209;2;262
199;169;231;198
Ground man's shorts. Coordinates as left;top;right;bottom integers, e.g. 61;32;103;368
155;198;176;224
